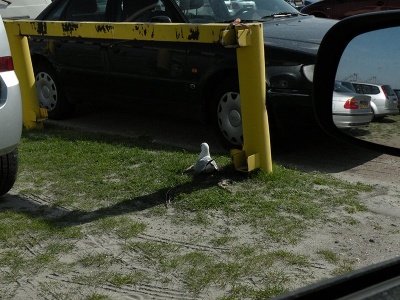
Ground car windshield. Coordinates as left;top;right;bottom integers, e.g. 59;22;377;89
177;0;301;23
334;81;356;94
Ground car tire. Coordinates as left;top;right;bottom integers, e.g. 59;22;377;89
211;77;244;150
211;77;279;151
34;61;75;119
0;148;18;197
370;107;384;122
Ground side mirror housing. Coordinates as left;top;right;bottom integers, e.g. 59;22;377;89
313;11;400;156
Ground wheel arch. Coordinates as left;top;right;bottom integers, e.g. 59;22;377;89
200;67;281;136
30;52;58;71
201;67;239;125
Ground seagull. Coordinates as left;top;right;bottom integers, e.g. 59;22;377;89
194;143;218;174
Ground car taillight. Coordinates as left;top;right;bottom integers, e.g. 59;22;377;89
0;56;14;72
381;86;389;99
344;99;359;109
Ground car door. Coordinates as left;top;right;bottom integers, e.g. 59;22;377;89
103;0;191;116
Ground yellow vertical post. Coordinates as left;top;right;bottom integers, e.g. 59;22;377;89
236;23;272;173
4;21;47;130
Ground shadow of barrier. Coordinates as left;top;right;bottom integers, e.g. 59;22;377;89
4;19;272;173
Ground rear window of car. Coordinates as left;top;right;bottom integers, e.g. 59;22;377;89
383;85;396;96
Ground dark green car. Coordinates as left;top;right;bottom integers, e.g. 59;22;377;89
30;0;337;149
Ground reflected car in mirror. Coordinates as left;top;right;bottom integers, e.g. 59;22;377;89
351;82;399;121
332;81;372;129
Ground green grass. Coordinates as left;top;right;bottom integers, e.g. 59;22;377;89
0;124;376;299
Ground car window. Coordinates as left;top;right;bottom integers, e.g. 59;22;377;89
178;0;299;23
65;0;107;21
334;82;355;93
41;1;69;20
352;83;361;93
361;84;379;95
341;82;356;92
117;0;174;22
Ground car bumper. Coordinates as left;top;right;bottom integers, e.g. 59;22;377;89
0;71;22;156
333;113;372;128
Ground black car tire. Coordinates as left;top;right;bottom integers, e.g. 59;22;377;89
34;61;75;119
211;77;244;150
0;148;18;197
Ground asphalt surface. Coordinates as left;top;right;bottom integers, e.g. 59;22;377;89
46;102;400;188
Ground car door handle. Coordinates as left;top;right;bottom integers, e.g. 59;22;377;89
110;45;121;54
376;1;385;5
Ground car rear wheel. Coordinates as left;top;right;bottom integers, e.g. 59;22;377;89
211;78;244;150
34;61;75;119
0;148;18;197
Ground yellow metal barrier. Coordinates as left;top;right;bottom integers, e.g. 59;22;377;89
4;20;272;173
4;21;47;129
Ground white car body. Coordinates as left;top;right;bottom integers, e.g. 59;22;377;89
0;14;22;195
352;82;399;120
0;0;51;19
332;82;372;128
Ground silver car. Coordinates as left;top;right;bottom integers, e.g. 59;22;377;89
333;81;372;128
352;82;399;120
0;0;51;19
0;15;23;196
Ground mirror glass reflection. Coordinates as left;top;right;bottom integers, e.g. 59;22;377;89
335;27;400;148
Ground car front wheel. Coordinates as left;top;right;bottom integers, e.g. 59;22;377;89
0;148;18;196
34;61;75;119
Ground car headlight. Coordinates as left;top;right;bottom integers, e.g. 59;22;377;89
302;64;314;83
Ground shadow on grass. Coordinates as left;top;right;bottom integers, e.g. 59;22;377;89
1;164;249;228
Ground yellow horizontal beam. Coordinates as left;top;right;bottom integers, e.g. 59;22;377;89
4;20;232;43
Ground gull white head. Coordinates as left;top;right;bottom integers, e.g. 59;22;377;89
198;142;210;159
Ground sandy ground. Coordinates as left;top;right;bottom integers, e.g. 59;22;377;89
2;104;400;299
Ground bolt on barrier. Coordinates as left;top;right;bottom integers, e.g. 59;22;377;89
4;20;272;173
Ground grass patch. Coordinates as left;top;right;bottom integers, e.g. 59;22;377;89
0;124;377;299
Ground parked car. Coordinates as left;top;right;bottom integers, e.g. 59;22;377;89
352;82;399;120
0;15;23;196
332;81;372;128
30;0;337;150
300;0;400;19
0;0;51;19
304;0;320;5
285;0;305;10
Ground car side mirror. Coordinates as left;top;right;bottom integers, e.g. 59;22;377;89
313;10;400;156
